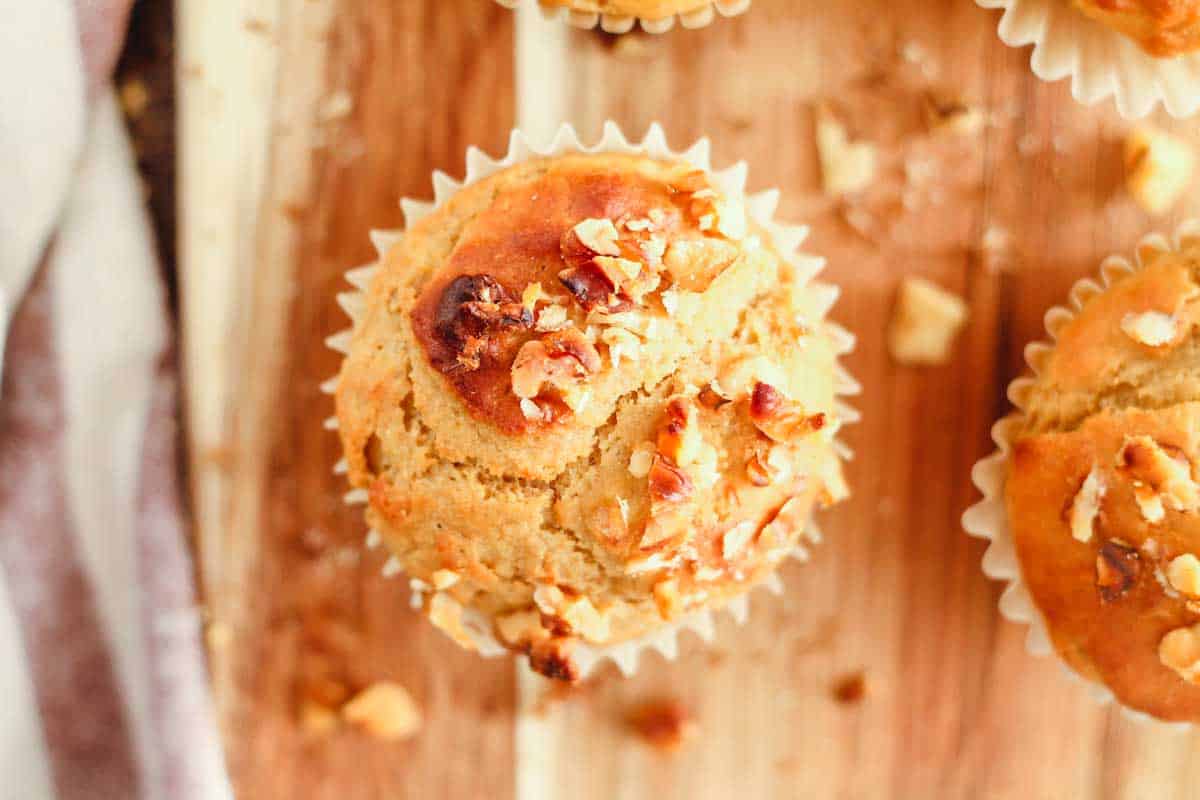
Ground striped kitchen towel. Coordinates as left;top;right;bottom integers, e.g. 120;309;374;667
0;2;230;798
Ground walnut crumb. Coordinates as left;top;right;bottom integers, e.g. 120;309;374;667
888;278;968;366
832;672;868;705
1167;554;1200;598
815;106;877;196
627;700;698;752
1117;436;1200;513
341;682;422;740
1096;541;1140;602
1120;310;1179;347
572;218;622;256
1125;126;1196;216
1160;624;1200;684
1068;468;1105;543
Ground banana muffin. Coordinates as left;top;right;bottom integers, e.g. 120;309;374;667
496;0;749;28
334;152;850;680
1071;0;1200;57
1004;237;1200;721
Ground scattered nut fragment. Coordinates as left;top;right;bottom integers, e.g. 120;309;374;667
657;398;703;467
748;382;826;443
1117;436;1200;513
648;455;694;504
1096;541;1140;602
561;596;611;643
923;92;987;137
529;636;581;683
653;578;683;620
888;278;968;366
431;569;460;590
1133;483;1166;523
1167;554;1200;598
1068;468;1106;543
496;610;548;648
832;672;868;705
1125;126;1195;216
722;521;757;561
626;699;698;752
341;682;422;740
511;328;602;402
815;106;877;196
1159;624;1200;684
629;441;656;478
1120;310;1180;348
427;593;476;650
573;218;622;256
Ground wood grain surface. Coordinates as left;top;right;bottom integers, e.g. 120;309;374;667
179;1;1200;797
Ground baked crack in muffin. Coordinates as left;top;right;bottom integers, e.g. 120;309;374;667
334;151;850;680
1071;0;1200;56
1005;237;1200;721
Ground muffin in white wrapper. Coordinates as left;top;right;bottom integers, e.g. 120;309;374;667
976;0;1200;118
324;122;858;680
495;0;749;33
964;219;1200;727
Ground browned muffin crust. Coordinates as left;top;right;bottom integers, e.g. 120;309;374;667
1072;0;1200;57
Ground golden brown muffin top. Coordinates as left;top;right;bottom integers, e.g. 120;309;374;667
1072;0;1200;57
1007;242;1200;721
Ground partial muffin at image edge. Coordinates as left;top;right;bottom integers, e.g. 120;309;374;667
1071;0;1200;57
333;142;852;681
974;226;1200;723
494;0;750;31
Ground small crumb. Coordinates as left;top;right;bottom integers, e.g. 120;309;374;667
118;78;150;119
1125;126;1196;215
318;90;355;122
888;278;969;366
626;699;698;752
832;672;868;705
341;682;422;740
1068;468;1105;543
815;106;877;196
923;93;987;137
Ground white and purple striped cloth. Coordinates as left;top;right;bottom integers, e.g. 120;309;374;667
0;3;229;798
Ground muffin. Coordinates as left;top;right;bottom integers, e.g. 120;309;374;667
334;145;851;681
495;0;750;31
1071;0;1200;57
971;228;1200;722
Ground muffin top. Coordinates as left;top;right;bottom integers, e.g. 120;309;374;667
535;0;716;19
1007;240;1200;721
336;153;848;678
1072;0;1200;57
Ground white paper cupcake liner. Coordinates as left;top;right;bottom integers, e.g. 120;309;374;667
963;219;1200;729
495;0;749;33
977;0;1200;118
324;121;858;679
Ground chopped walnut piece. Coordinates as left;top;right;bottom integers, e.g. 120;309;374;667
662;237;740;292
923;92;987;137
559;262;618;311
535;304;569;332
1167;554;1200;598
748;382;826;443
1117;436;1200;513
520;398;547;422
1068;468;1105;543
697;384;729;410
653;578;683;620
529;636;581;682
657;398;703;467
496;610;548;648
431;569;460;590
722;521;757;561
1096;541;1140;602
427;593;476;650
510;328;602;402
745;453;774;487
573;218;622;256
1120;310;1180;347
341;682;422;740
626;699;698;752
1133;483;1166;523
1125;126;1196;216
434;274;532;371
888;278;968;366
832;672;869;705
1159;624;1200;684
815;106;877;196
648;455;694;504
629;441;656;478
561;596;611;643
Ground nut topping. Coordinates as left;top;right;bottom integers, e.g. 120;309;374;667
722;521;757;561
657;398;702;467
648;455;694;504
1120;310;1179;348
529;636;581;683
510;328;602;403
1117;436;1200;513
1095;541;1140;602
1159;624;1200;684
572;218;622;256
1068;467;1105;543
434;274;532;371
748;382;826;443
1167;554;1200;598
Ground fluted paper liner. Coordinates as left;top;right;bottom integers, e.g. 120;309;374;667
977;0;1200;118
325;121;858;678
963;219;1200;728
495;0;749;33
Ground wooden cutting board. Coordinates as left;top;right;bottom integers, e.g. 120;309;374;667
178;1;1200;797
